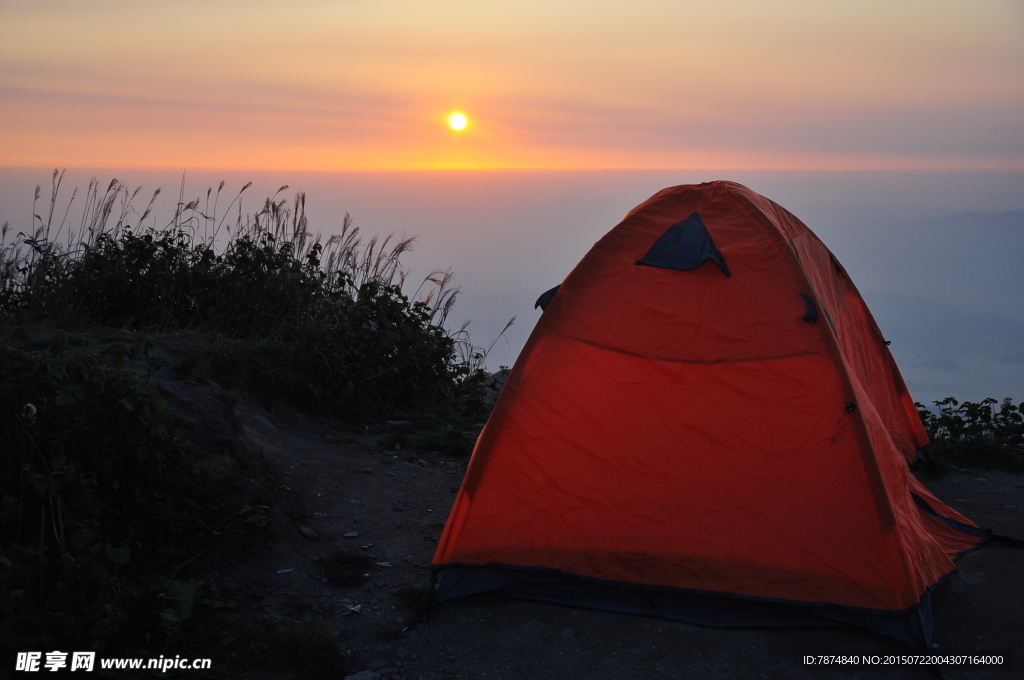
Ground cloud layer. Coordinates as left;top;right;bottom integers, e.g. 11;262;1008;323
2;0;1022;169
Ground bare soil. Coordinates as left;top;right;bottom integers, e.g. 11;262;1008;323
161;367;1023;680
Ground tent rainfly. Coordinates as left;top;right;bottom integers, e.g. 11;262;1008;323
430;181;991;648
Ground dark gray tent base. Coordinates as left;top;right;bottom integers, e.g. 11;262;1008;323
436;564;934;649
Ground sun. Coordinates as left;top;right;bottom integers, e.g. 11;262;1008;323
448;112;468;131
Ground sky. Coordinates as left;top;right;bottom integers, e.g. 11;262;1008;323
1;1;1023;403
2;0;1023;170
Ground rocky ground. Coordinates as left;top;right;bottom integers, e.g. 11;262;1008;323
158;362;1023;680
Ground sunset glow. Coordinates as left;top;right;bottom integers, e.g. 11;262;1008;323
0;0;1022;171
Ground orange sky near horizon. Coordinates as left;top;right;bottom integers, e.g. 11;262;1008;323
1;0;1023;171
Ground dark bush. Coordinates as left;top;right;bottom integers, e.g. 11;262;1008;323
916;397;1024;471
0;331;270;652
0;175;505;659
0;176;499;422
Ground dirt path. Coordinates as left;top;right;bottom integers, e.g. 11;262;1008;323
168;378;1023;680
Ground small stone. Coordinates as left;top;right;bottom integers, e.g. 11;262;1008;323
395;648;410;659
376;561;393;568
561;627;574;639
341;597;354;604
344;531;360;538
367;659;387;671
298;525;317;539
395;443;401;451
377;668;397;675
323;589;332;596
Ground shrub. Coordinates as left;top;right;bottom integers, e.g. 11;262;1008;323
0;173;502;422
916;397;1024;471
0;331;270;651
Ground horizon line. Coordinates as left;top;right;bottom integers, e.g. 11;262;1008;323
5;162;1024;174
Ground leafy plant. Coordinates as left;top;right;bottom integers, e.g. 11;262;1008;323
0;173;510;660
158;578;202;628
916;397;1024;471
1;172;502;422
0;331;271;651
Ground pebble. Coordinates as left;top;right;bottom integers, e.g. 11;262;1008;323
298;525;317;539
376;561;393;568
367;659;387;671
562;627;574;639
344;531;360;538
395;648;410;659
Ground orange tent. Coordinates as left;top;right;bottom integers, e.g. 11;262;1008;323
431;181;987;647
